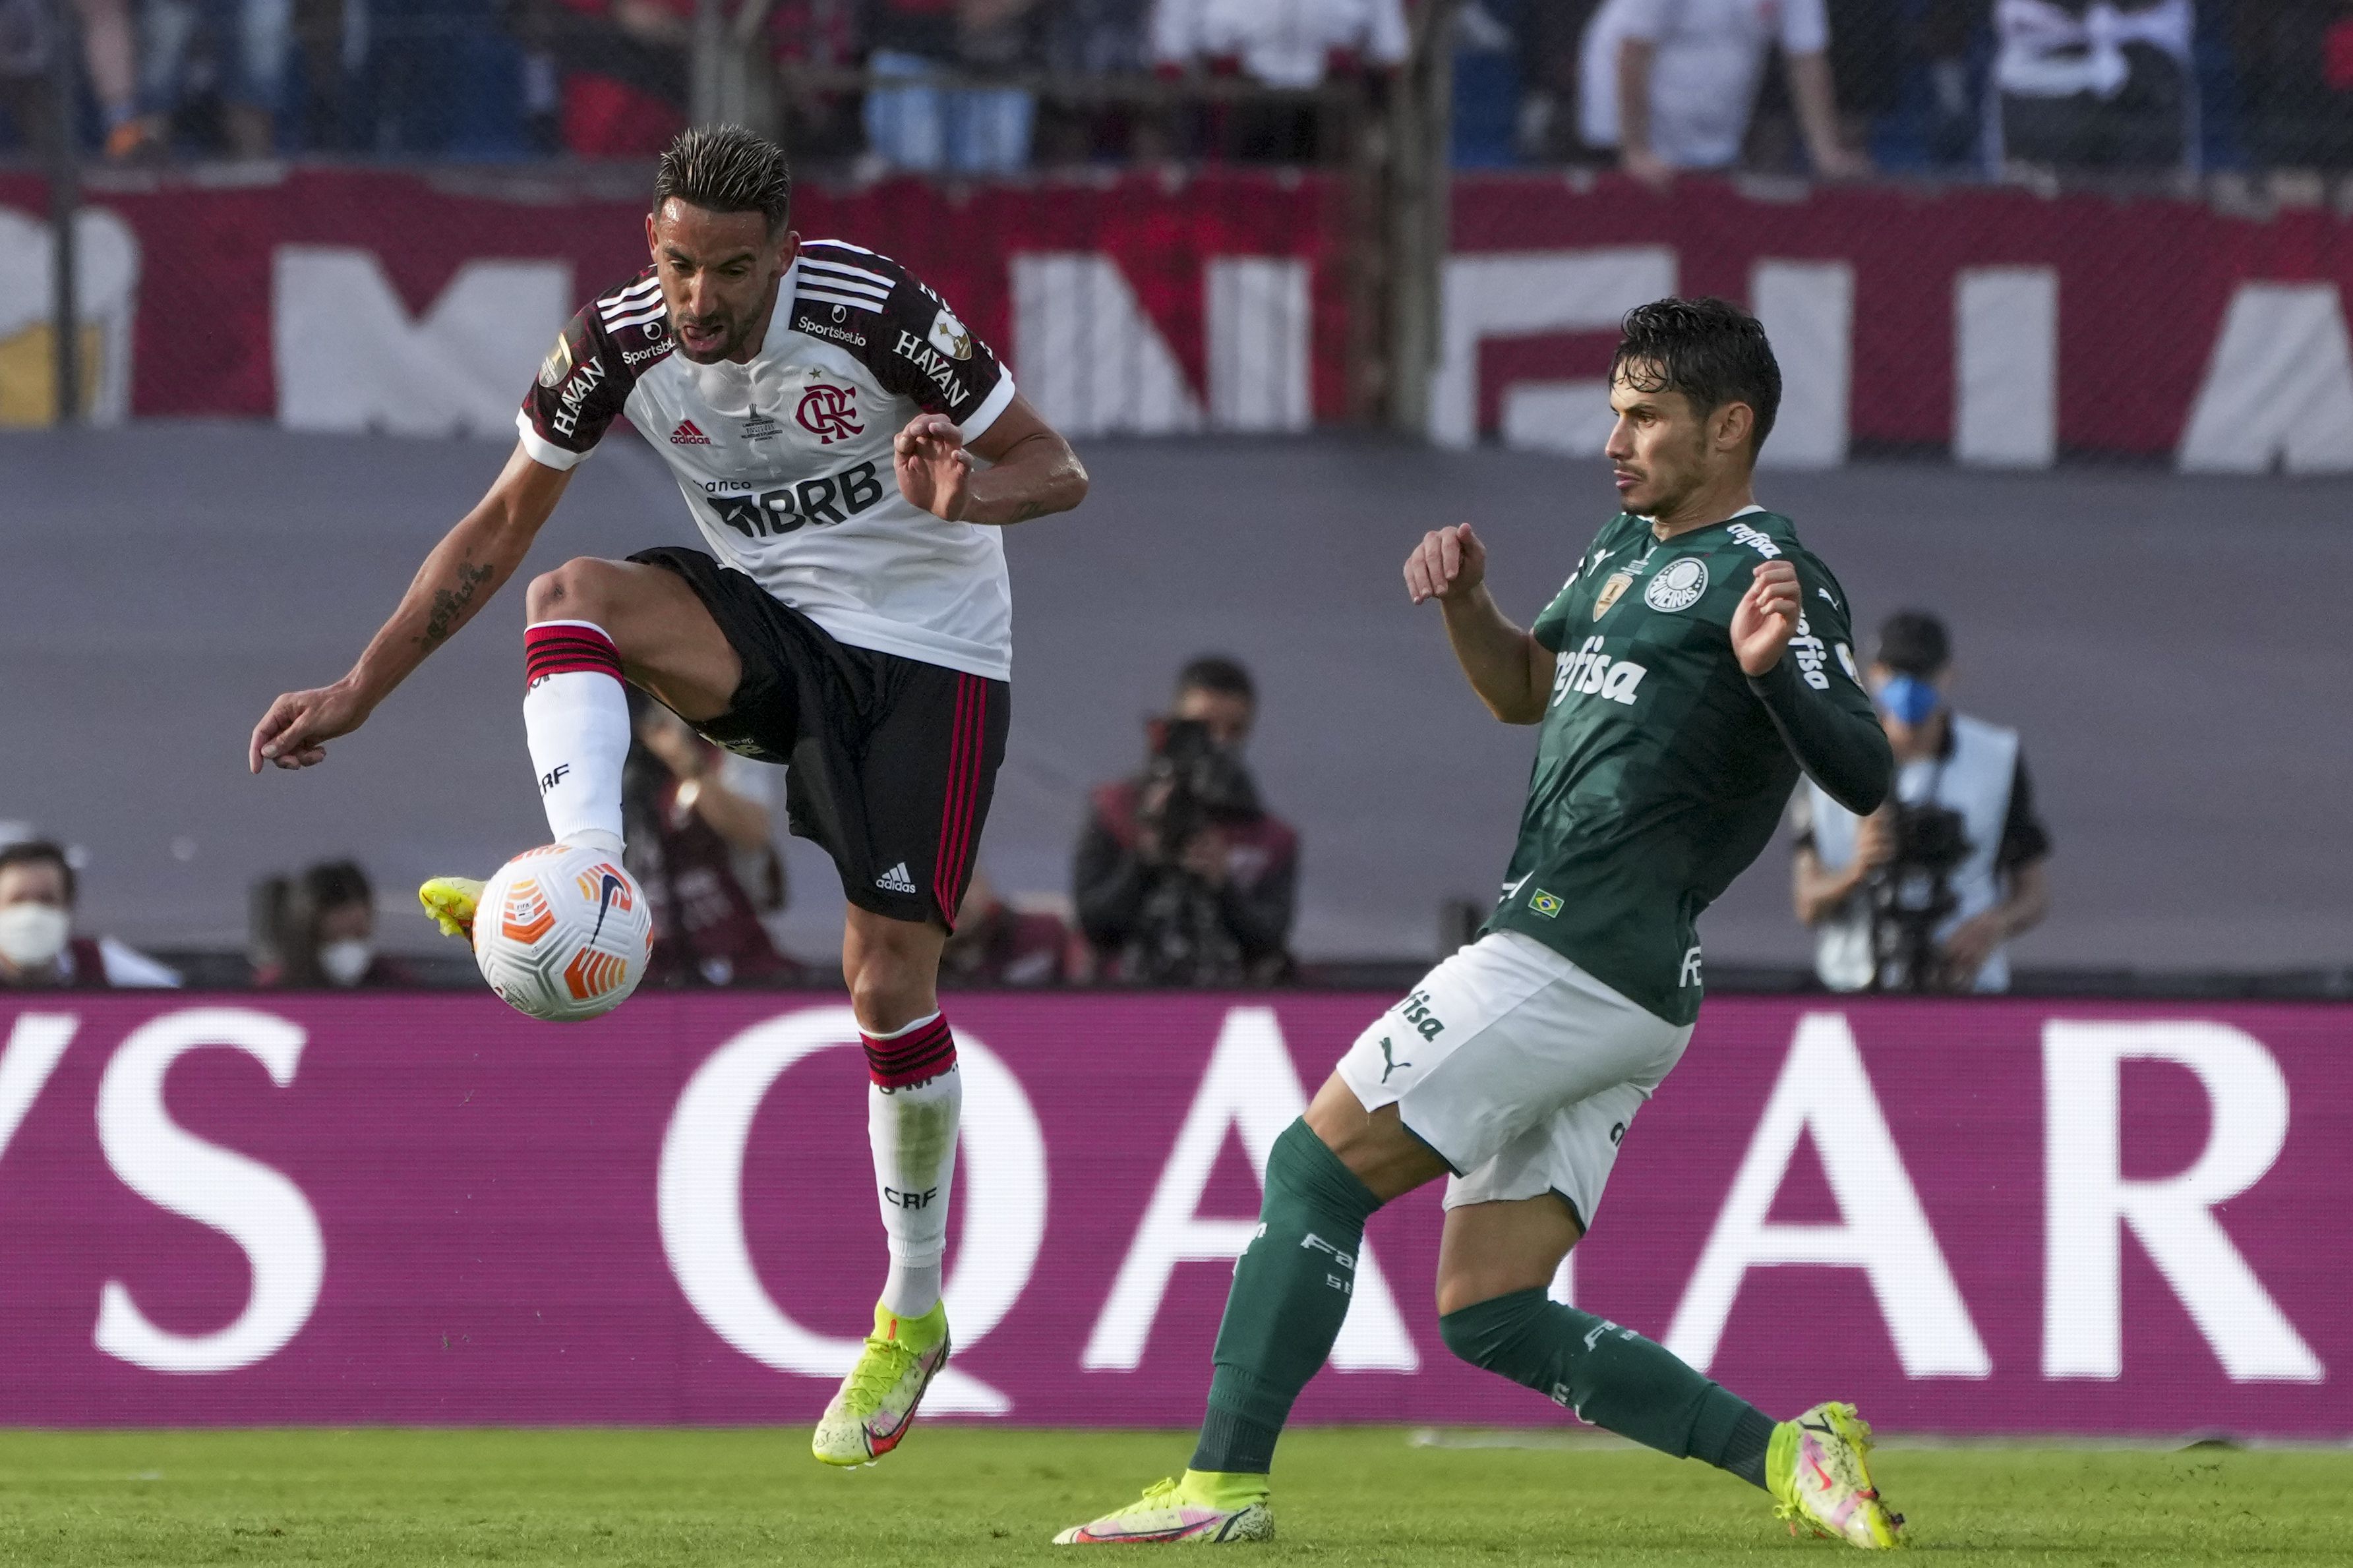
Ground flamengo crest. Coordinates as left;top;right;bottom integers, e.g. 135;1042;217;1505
796;382;864;445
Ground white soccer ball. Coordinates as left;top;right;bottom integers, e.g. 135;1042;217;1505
471;843;653;1022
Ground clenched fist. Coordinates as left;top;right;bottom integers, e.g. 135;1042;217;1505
1404;523;1487;606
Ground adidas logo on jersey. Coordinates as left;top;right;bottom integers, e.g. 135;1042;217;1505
670;420;711;446
874;862;917;894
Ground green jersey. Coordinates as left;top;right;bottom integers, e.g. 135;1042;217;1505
1483;507;1889;1026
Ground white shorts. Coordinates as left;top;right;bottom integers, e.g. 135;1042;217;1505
1334;931;1693;1229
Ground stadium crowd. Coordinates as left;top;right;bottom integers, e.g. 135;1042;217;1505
1;1;2351;176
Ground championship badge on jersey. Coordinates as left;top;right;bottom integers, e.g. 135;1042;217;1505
537;332;574;390
1592;571;1634;619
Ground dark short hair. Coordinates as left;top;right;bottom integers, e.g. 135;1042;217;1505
0;839;74;904
1177;655;1255;705
654;125;793;233
1877;610;1952;677
1610;297;1782;455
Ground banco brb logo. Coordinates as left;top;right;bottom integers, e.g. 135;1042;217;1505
796;382;864;444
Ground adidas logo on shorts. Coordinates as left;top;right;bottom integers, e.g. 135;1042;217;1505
669;419;711;445
874;861;917;894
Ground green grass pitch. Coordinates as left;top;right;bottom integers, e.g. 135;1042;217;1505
1;1428;2346;1565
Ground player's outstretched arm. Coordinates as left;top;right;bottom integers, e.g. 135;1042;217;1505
1404;523;1555;724
248;444;572;773
1733;559;1892;815
894;394;1088;527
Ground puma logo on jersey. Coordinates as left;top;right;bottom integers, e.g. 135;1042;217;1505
1377;1035;1410;1082
874;861;917;893
1552;636;1648;708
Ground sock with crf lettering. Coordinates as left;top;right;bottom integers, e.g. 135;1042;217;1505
864;1012;961;1320
523;620;630;854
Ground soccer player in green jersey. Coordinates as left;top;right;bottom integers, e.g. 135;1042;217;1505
1057;300;1901;1550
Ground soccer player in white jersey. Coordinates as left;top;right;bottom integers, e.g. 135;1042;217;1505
249;127;1089;1465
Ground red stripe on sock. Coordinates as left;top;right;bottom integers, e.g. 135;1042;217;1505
524;624;622;689
863;1016;959;1088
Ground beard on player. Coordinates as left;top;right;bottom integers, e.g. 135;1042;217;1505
644;128;798;364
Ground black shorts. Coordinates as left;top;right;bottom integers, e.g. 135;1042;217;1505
632;546;1009;929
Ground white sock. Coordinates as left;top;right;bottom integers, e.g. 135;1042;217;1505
862;1010;961;1320
522;620;629;852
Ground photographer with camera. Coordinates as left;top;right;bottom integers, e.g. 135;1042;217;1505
1073;656;1298;985
1791;611;2050;993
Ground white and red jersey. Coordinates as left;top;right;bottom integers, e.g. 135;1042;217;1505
517;241;1019;681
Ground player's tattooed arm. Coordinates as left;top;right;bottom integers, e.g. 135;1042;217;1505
249;443;572;772
421;560;496;650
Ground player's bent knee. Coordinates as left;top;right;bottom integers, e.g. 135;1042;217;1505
525;557;624;624
1435;1285;1545;1368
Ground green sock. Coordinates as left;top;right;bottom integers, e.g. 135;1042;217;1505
1188;1119;1383;1477
1439;1287;1777;1490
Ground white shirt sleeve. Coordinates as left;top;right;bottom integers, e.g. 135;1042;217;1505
1781;0;1831;57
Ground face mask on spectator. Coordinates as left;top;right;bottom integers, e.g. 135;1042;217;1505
0;903;71;968
1876;674;1942;727
318;939;374;987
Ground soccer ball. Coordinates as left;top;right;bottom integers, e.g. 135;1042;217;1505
471;843;653;1022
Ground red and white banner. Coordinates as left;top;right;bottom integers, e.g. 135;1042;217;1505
0;167;1349;436
5;167;2353;469
1445;173;2353;472
1;993;2346;1434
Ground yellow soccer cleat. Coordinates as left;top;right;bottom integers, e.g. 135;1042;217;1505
418;876;486;941
812;1302;951;1466
1770;1401;1906;1548
1054;1474;1274;1545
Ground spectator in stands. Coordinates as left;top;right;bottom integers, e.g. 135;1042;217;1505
2230;1;2353;170
941;867;1073;985
0;0;142;157
1037;0;1152;162
253;859;414;988
862;0;1041;176
1578;0;1870;189
1150;0;1408;162
139;0;293;156
1075;655;1297;985
1790;611;2052;994
1149;0;1408;88
0;839;179;990
623;694;795;987
1939;0;2197;173
524;0;692;158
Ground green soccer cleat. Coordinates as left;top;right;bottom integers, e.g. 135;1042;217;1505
811;1301;951;1466
1053;1474;1274;1545
1769;1401;1906;1548
418;875;486;940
